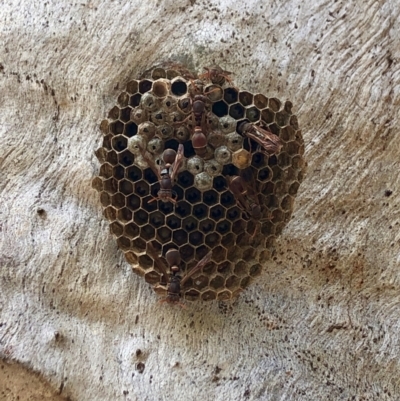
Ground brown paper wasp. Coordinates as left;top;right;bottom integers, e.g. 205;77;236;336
139;143;184;203
238;121;282;156
148;244;213;306
227;168;266;237
199;66;234;86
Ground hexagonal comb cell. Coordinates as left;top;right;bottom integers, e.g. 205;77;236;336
94;65;305;303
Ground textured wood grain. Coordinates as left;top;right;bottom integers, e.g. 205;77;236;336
1;0;399;400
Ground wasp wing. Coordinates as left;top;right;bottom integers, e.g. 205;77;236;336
180;251;212;286
147;243;169;285
170;144;185;181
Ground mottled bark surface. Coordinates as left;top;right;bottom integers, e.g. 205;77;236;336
1;1;399;400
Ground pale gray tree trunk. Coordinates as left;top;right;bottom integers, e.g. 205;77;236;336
1;0;399;400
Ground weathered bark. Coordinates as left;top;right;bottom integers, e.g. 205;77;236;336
1;0;399;400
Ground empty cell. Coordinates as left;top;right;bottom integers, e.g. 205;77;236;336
118;150;134;167
108;106;120;120
289;181;300;196
223;87;238;104
210;275;225;290
110;121;124;135
149;211;165;228
92;177;103;192
125;251;138;265
159;202;174;215
239;91;253;107
182;216;198;232
268;98;281;112
234;260;248;276
125;165;142;182
125;122;138;138
226;206;241;222
133;209;149;226
166;215;181;229
212;100;228;117
225;275;240;290
180;244;195;260
99;119;109;134
290;115;299;130
286;141;301;157
106;150;118;166
103;206;117;221
130;93;142;108
175;201;191;218
220;191;235;208
125;222;140;238
205;232;221;247
203;190;219;206
139;79;153;94
188;231;204;246
210;205;225;221
173;230;188;246
100;163;113;179
185;187;201;203
104;178;118;194
261;108;275;124
193;204;208;220
119;106;131;122
254;94;268;109
102;134;112;150
240;276;251;288
135;181;150;197
126;80;139;94
119;179;133;195
140;225;155;241
201;291;217;301
145;271;162;285
274;181;287;197
111;193;125;208
171;79;187;96
276;111;290;127
213;246;227;263
216;220;232;235
251;152;265;168
232;219;245;235
193;275;209;291
257;166;272;182
117;236;131;251
221;232;235;248
249;263;262;277
229;103;245;119
152;79;169;97
151;68;167;80
199;219;215;234
246;106;260;122
157;227;172;243
213;176;227;192
113;165;124;180
217;261;232;274
100;191;111;207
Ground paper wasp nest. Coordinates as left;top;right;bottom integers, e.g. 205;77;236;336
93;65;305;302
